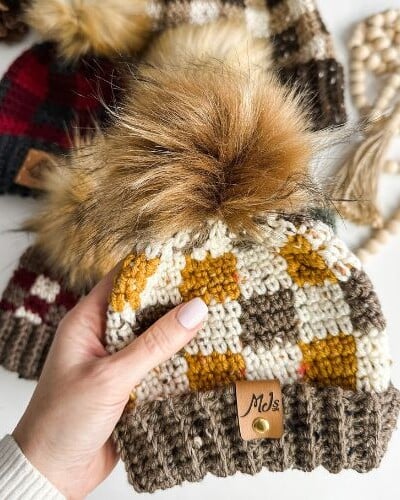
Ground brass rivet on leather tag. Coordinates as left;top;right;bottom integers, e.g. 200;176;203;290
252;417;270;435
14;149;55;190
235;379;284;441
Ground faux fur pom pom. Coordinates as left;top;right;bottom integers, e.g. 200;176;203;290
26;20;318;291
25;0;153;60
0;1;28;41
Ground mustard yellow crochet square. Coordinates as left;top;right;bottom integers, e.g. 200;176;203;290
280;234;337;287
110;254;160;312
299;333;357;390
185;351;245;391
179;252;240;305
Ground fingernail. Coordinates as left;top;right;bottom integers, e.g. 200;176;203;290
177;297;208;330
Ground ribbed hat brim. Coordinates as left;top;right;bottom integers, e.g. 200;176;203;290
0;311;53;379
0;246;79;379
114;382;400;493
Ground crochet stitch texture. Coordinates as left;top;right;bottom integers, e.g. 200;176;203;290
106;215;400;492
0;247;78;378
0;0;346;196
0;43;117;195
0;0;347;379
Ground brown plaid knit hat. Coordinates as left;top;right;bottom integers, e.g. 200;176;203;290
0;1;398;493
0;0;347;379
106;216;400;492
26;0;346;130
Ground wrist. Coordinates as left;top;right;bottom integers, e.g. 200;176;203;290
0;435;64;499
12;422;68;497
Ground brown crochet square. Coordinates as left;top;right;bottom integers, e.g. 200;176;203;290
239;288;299;348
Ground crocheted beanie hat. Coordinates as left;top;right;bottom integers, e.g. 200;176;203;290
0;42;117;195
0;1;398;491
106;216;400;492
25;0;346;130
0;0;348;379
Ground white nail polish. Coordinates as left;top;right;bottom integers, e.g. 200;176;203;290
177;298;208;329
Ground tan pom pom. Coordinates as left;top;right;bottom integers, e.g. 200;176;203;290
25;0;154;61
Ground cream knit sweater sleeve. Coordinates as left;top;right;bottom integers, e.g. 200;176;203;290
0;435;64;499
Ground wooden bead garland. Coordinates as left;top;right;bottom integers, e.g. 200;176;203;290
332;9;400;262
356;207;400;263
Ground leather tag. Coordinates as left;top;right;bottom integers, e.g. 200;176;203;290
235;380;284;440
14;149;54;190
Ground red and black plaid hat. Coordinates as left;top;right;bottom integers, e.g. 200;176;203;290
0;42;118;195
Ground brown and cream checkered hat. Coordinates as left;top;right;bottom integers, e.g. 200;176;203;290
0;0;398;493
156;0;346;130
0;0;347;379
106;215;400;493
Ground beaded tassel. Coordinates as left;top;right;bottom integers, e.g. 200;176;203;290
356;207;400;262
332;9;400;231
331;9;400;262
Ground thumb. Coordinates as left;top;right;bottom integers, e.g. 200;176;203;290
108;297;208;390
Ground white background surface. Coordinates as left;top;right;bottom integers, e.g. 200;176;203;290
1;1;400;499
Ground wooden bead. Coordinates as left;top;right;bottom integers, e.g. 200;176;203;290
369;13;385;28
382;47;398;62
381;85;396;101
351;82;365;96
348;11;400;261
375;229;390;244
350;71;363;83
356;249;370;263
376;63;388;75
391;74;400;87
365;239;380;254
352;45;370;61
384;160;399;173
349;28;365;48
385;9;398;24
386;28;395;39
387;219;400;233
366;53;381;70
354;95;368;110
373;36;391;51
367;27;384;42
350;60;364;71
